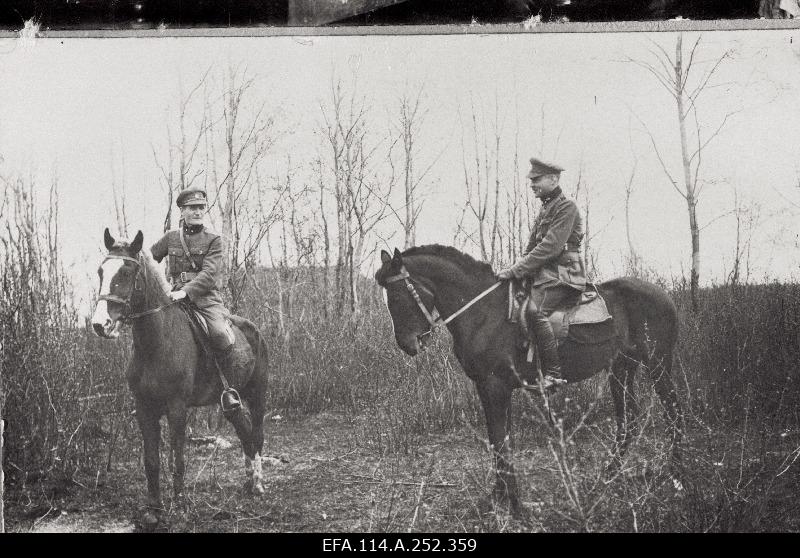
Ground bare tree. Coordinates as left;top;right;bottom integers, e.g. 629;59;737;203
109;143;129;238
389;84;440;250
454;96;504;265
504;97;524;264
152;69;213;233
624;119;641;273
214;65;277;309
630;34;737;311
727;184;763;286
320;72;394;314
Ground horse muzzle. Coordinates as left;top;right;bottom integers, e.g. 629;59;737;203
397;330;432;357
92;318;122;339
91;301;122;339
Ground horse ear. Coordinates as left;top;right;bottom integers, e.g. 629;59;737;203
392;248;403;265
104;228;115;250
130;230;144;254
380;250;392;265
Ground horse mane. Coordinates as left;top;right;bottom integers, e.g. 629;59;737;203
402;244;495;279
139;247;171;300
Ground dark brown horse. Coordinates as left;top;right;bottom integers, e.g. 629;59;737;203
91;229;269;528
375;245;683;516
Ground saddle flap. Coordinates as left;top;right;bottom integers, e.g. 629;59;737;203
514;286;613;350
566;293;612;325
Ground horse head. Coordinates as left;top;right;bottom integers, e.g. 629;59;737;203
375;248;439;356
91;228;144;339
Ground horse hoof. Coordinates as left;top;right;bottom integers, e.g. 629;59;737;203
251;482;265;496
141;511;159;532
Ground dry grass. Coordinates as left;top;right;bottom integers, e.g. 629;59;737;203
2;183;800;532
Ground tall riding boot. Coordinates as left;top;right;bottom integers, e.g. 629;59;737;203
530;313;567;391
215;345;242;414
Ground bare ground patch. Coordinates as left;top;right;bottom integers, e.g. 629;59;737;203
6;406;800;533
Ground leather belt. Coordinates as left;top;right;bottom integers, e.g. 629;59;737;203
172;271;198;285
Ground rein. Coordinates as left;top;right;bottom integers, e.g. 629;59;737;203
384;265;502;340
99;254;177;323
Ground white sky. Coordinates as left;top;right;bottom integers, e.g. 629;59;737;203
1;30;799;314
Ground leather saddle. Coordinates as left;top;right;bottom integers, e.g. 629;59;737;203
178;302;236;356
508;281;613;361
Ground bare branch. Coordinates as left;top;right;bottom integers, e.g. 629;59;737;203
629;108;686;200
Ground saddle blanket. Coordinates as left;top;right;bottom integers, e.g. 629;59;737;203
549;290;614;343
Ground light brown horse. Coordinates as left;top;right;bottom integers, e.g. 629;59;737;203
91;229;269;529
376;245;683;517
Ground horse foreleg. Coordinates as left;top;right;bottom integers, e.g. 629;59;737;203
476;375;521;517
134;398;162;528
166;399;188;504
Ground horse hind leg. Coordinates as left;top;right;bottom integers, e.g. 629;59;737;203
224;400;266;494
607;356;640;476
246;393;266;495
647;350;684;485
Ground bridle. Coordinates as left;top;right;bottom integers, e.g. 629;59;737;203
98;253;176;322
383;265;502;343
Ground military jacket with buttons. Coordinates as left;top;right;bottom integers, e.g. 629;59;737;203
151;224;225;309
509;189;586;291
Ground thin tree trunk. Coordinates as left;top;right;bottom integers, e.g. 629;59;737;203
404;120;415;249
675;35;701;311
319;165;330;320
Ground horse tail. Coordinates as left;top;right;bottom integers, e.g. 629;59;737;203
601;277;678;361
603;277;683;464
228;315;269;389
255;326;270;387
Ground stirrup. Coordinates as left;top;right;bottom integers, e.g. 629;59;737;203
220;388;242;413
522;374;566;395
540;374;567;392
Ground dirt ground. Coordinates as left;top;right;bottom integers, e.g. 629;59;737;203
8;406;795;533
9;411;520;533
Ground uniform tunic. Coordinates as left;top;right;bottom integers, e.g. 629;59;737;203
151;223;233;351
508;188;587;314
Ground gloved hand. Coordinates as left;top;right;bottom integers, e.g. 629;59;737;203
496;268;515;280
169;290;187;302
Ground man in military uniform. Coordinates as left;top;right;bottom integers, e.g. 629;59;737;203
150;186;241;412
496;158;586;392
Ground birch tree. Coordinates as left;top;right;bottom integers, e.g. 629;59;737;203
630;34;736;311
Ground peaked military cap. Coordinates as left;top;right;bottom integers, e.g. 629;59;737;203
176;187;208;207
527;158;565;179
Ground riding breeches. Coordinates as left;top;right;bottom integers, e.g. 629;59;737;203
194;302;235;351
530;283;582;316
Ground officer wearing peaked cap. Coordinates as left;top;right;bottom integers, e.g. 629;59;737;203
496;158;586;393
150;186;242;414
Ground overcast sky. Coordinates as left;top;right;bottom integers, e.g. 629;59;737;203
1;29;799;314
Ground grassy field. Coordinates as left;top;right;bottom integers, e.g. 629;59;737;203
3;255;800;532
